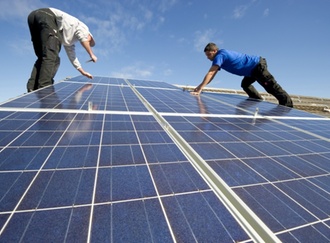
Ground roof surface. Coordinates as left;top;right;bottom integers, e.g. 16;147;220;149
0;76;329;242
177;85;330;118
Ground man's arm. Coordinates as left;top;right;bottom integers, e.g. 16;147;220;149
63;45;93;79
78;38;97;79
191;65;219;95
80;38;97;63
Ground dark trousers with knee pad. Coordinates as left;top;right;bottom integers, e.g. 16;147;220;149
241;57;293;107
27;8;61;92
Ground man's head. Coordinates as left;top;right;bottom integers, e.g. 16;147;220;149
204;43;218;61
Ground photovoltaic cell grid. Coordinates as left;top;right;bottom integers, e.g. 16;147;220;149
0;75;329;242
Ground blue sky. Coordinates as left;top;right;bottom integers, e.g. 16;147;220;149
1;0;329;102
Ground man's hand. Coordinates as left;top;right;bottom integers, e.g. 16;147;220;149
78;68;93;79
191;65;219;95
90;54;97;62
190;87;202;96
82;72;93;79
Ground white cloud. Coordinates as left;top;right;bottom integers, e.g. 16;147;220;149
84;16;127;55
143;8;153;21
82;0;178;53
158;0;177;12
232;5;248;19
163;68;173;76
110;63;154;79
232;0;261;19
9;39;32;55
263;8;270;17
193;29;217;52
0;0;44;20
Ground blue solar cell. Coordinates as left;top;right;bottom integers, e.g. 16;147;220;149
295;140;330;153
309;175;330;193
138;131;174;143
207;159;267;186
274;156;327;177
0;147;51;170
162;191;249;242
0;172;36;212
142;144;188;163
99;145;145;166
2;208;86;242
110;200;173;242
243;157;299;181
95;166;156;202
129;78;178;89
149;162;209;194
0;132;21;146
221;142;265;157
276;180;330;219
234;184;317;232
286;120;330;139
180;131;215;142
60;131;102;146
273;140;315;154
102;131;138;145
41;170;92;207
230;131;270;141
191;143;235;160
283;222;330;242
246;141;291;156
204;131;237;143
44;147;98;168
12;131;62;146
1;76;329;241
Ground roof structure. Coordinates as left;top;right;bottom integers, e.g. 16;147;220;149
0;76;329;242
177;85;330;118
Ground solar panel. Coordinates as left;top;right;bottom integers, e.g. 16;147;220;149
0;76;329;242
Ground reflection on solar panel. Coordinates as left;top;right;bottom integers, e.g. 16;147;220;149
0;76;329;242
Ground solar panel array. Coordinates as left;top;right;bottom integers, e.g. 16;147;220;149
0;76;329;242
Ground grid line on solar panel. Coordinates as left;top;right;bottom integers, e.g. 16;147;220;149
232;181;330;237
165;116;329;156
1;77;330;242
0;110;251;242
66;76;128;85
205;92;325;118
161;115;330;239
125;79;281;242
168;116;328;178
0;81;150;112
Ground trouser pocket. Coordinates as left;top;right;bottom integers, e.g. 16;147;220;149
47;33;61;52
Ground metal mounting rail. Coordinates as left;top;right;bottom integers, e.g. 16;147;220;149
125;79;281;243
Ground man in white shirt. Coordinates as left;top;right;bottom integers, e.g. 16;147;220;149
27;8;97;92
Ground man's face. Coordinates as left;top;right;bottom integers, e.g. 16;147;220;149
205;50;217;61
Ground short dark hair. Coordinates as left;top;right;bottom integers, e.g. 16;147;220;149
204;43;218;52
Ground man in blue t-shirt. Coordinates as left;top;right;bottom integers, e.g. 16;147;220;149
191;43;293;107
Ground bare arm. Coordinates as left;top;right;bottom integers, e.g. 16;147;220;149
80;40;97;63
191;65;219;95
78;38;97;79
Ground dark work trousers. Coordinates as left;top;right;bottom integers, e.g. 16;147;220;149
27;8;61;92
241;58;293;107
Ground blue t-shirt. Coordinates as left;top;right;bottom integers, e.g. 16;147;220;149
212;49;260;76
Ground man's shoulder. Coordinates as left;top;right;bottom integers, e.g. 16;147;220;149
217;49;237;58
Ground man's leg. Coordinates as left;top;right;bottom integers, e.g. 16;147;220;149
241;76;263;99
253;58;293;107
37;26;61;89
27;9;61;91
27;62;40;92
27;10;41;92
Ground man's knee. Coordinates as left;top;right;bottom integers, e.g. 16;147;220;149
241;77;254;89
